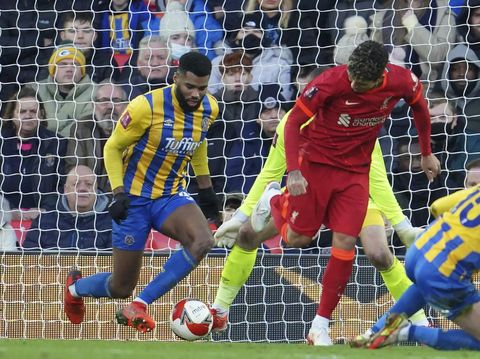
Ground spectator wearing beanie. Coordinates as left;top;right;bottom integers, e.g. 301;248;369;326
143;0;224;60
157;2;197;66
35;43;95;138
333;16;369;65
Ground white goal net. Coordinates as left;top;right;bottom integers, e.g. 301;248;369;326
0;0;478;342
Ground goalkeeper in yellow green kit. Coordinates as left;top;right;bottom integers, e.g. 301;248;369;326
209;110;429;343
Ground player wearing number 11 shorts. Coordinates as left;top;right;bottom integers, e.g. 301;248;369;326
355;186;480;350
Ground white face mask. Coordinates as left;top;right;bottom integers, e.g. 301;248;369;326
170;43;192;59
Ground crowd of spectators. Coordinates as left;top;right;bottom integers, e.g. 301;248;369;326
0;0;478;252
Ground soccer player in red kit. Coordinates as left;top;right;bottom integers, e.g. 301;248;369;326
251;41;441;345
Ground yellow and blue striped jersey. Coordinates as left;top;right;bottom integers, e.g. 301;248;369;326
415;186;480;280
104;85;219;198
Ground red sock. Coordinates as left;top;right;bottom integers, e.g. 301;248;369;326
317;247;355;318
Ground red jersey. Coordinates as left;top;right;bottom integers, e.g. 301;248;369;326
287;64;430;173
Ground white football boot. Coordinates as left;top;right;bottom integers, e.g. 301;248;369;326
306;326;333;346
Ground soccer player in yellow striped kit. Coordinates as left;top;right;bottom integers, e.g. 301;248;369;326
211;109;430;344
63;52;220;333
356;185;480;350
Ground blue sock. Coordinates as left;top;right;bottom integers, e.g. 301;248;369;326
75;272;112;298
372;284;426;333
410;326;480;350
138;248;198;304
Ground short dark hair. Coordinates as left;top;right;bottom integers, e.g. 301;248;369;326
178;52;212;77
348;40;388;82
59;11;94;28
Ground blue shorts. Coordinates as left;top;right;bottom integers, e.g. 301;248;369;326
112;192;195;251
406;245;480;319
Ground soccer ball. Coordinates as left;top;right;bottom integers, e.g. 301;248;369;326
170;298;213;341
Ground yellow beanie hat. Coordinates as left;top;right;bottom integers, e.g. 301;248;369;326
48;45;86;77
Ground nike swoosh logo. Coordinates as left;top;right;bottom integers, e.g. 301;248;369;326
345;100;360;105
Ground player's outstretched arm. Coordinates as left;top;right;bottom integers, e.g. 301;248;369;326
430;186;479;218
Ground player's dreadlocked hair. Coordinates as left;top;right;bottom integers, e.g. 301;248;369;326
348;41;388;81
178;52;212;77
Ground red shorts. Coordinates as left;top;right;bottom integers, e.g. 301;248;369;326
272;161;369;237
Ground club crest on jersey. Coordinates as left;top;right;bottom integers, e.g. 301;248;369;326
124;235;135;246
411;72;419;91
290;210;299;224
380;96;392;110
201;117;210;132
303;86;318;99
120;112;132;129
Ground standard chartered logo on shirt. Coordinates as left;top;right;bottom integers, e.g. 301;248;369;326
337;113;351;127
164;137;202;155
337;113;387;127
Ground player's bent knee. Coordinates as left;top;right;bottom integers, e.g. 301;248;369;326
237;224;260;250
366;249;393;270
190;234;215;258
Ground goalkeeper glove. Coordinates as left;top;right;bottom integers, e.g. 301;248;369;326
198;187;220;221
214;209;249;248
108;192;131;224
393;216;424;247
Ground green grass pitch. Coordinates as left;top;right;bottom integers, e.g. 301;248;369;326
0;340;478;359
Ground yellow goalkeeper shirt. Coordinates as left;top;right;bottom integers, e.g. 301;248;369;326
239;111;405;226
104;85;219;198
